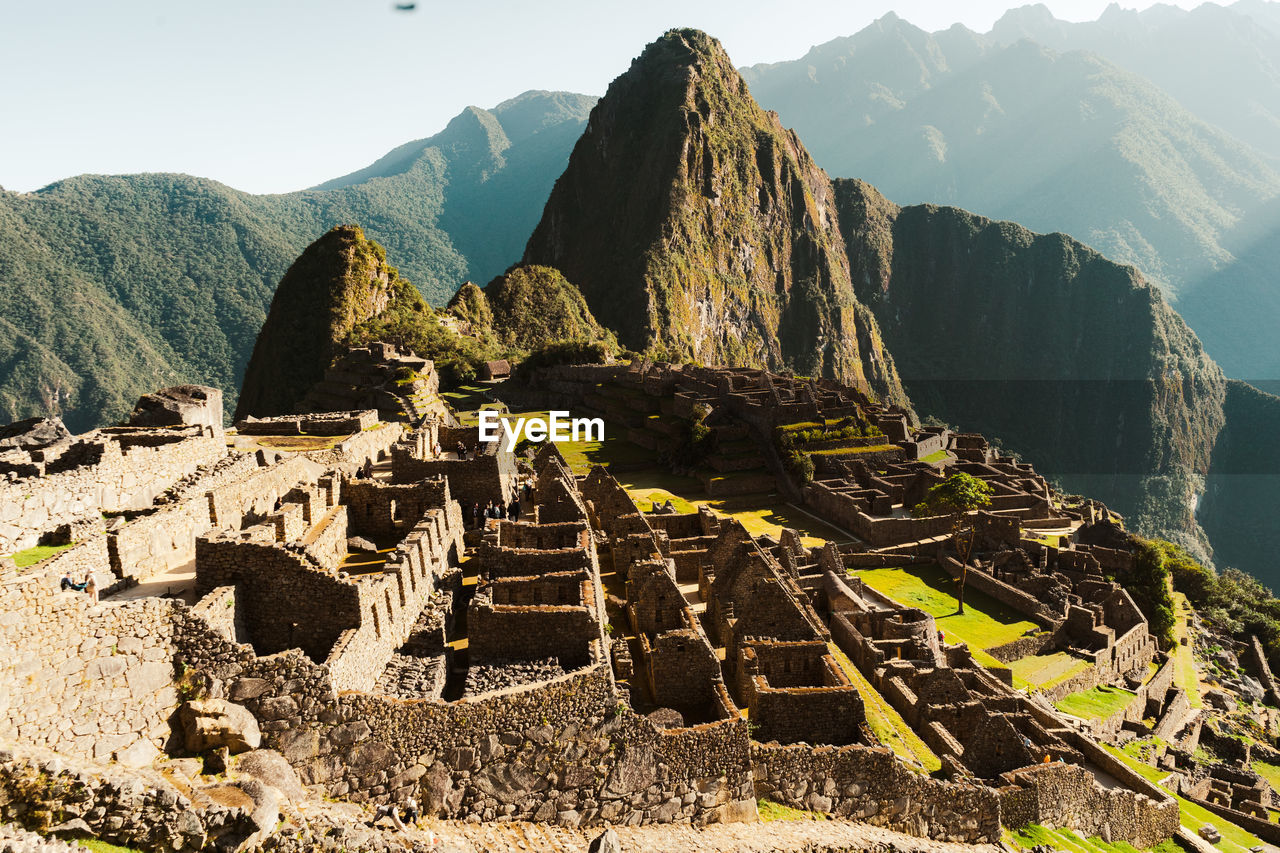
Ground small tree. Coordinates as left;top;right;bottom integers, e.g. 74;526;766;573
912;472;993;614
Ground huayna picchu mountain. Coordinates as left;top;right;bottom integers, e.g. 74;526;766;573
523;29;909;408
518;28;1280;582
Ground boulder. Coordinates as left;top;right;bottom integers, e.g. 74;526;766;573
232;749;306;801
1205;689;1238;712
128;385;223;432
179;698;262;754
1239;676;1265;704
0;416;71;451
588;828;622;853
347;536;379;553
114;738;161;769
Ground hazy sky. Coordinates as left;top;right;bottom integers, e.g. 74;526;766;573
0;0;1203;194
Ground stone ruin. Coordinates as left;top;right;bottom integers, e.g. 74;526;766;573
0;362;1189;848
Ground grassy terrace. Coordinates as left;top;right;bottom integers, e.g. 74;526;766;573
807;444;899;456
1252;760;1280;797
854;565;1042;673
1054;684;1136;720
1103;744;1265;853
1010;824;1180;853
1009;651;1093;692
828;644;942;772
757;798;831;822
11;542;75;568
1171;589;1204;708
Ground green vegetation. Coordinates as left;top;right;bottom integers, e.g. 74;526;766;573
774;418;883;450
1009;651;1092;691
1011;824;1180;853
920;448;950;464
1170;590;1203;707
1150;537;1280;675
79;841;145;853
0;92;595;429
1103;744;1264;853
911;472;993;614
522;28;909;408
11;543;75;568
828;644;942;772
473;265;616;353
757;797;831;822
855;564;1036;655
1054;684;1137;720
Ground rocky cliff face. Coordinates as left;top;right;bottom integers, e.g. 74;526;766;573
523;29;907;407
236;226;408;418
1199;381;1280;583
835;178;1228;556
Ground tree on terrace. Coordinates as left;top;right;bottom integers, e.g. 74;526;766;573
912;472;993;615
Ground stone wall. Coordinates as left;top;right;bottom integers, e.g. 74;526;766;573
737;641;863;746
801;482;954;547
753;742;1002;842
0;558;181;762
177;612;757;828
391;446;516;509
0;741;263;852
0;428;225;554
343;478;449;537
195;536;362;662
998;762;1179;849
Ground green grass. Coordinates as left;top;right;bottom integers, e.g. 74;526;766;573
1103;744;1264;853
1054;685;1137;720
1252;761;1280;794
829;644;942;772
807;444;898;456
920;449;951;464
1011;824;1180;853
79;841;145;853
1171;590;1203;708
757;797;831;821
855;565;1039;652
12;542;75;568
1010;651;1093;691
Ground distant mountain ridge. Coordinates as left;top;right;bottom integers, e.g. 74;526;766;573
740;9;1280;386
0;90;596;430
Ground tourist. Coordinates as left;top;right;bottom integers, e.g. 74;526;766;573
522;482;532;502
361;459;374;479
368;802;404;830
509;499;520;521
60;573;87;592
431;440;441;458
402;796;419;824
85;572;98;604
456;440;466;459
471;502;480;529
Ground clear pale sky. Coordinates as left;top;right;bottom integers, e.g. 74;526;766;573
0;0;1201;194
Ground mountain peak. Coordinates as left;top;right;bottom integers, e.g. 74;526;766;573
523;30;908;403
236;225;408;419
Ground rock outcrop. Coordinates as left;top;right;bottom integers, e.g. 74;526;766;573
834;178;1228;558
180;698;263;754
236;226;411;419
128;385;224;432
523;29;908;407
